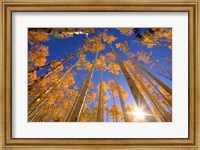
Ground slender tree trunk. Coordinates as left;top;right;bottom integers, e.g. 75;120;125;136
124;50;172;95
29;100;52;122
132;40;172;48
64;81;85;122
28;60;79;108
114;73;129;122
151;60;172;76
106;108;109;122
139;70;172;107
91;108;95;122
69;52;98;122
54;96;76;122
158;72;172;81
29;53;77;74
101;101;104;122
29;60;55;73
28;53;77;93
131;70;172;122
109;44;156;122
87;107;92;122
78;101;87;122
29;76;76;119
54;106;63;121
28;95;53;120
111;90;118;122
42;104;56;122
97;68;103;122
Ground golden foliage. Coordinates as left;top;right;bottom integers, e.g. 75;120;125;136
51;61;64;72
108;80;119;98
158;86;172;101
117;28;133;36
106;52;115;62
116;41;129;52
140;28;172;49
108;80;115;90
137;51;152;64
28;31;49;45
61;72;76;90
83;38;94;51
108;80;128;100
152;91;161;101
161;99;171;107
108;62;120;75
29;45;49;66
119;86;128;100
151;107;161;121
102;94;110;104
77;54;92;71
83;36;106;53
97;81;109;93
126;104;136;122
29;71;37;82
83;61;93;71
96;55;107;70
101;32;117;44
87;92;96;104
123;60;137;73
79;53;87;63
110;104;123;122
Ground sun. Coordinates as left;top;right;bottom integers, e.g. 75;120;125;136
133;107;145;121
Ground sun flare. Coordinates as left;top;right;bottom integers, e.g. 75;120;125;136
134;108;145;121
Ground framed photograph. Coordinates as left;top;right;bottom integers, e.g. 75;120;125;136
0;0;199;149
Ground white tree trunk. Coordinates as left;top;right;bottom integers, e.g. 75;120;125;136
131;70;172;122
124;51;172;95
97;68;103;122
114;74;129;122
109;44;156;122
69;52;98;122
29;60;79;108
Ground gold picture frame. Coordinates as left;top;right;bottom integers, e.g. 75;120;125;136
0;0;199;149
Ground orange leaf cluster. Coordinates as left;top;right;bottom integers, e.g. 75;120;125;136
140;28;172;49
101;32;117;44
110;104;123;122
79;53;87;63
116;41;129;52
105;52;115;62
29;45;49;67
126;104;136;122
83;36;106;53
28;31;49;45
83;61;93;71
87;92;96;104
102;94;110;104
95;55;107;70
158;86;172;101
51;61;64;72
123;60;137;73
137;51;152;64
28;70;37;82
117;28;133;36
151;107;161;121
108;62;120;75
